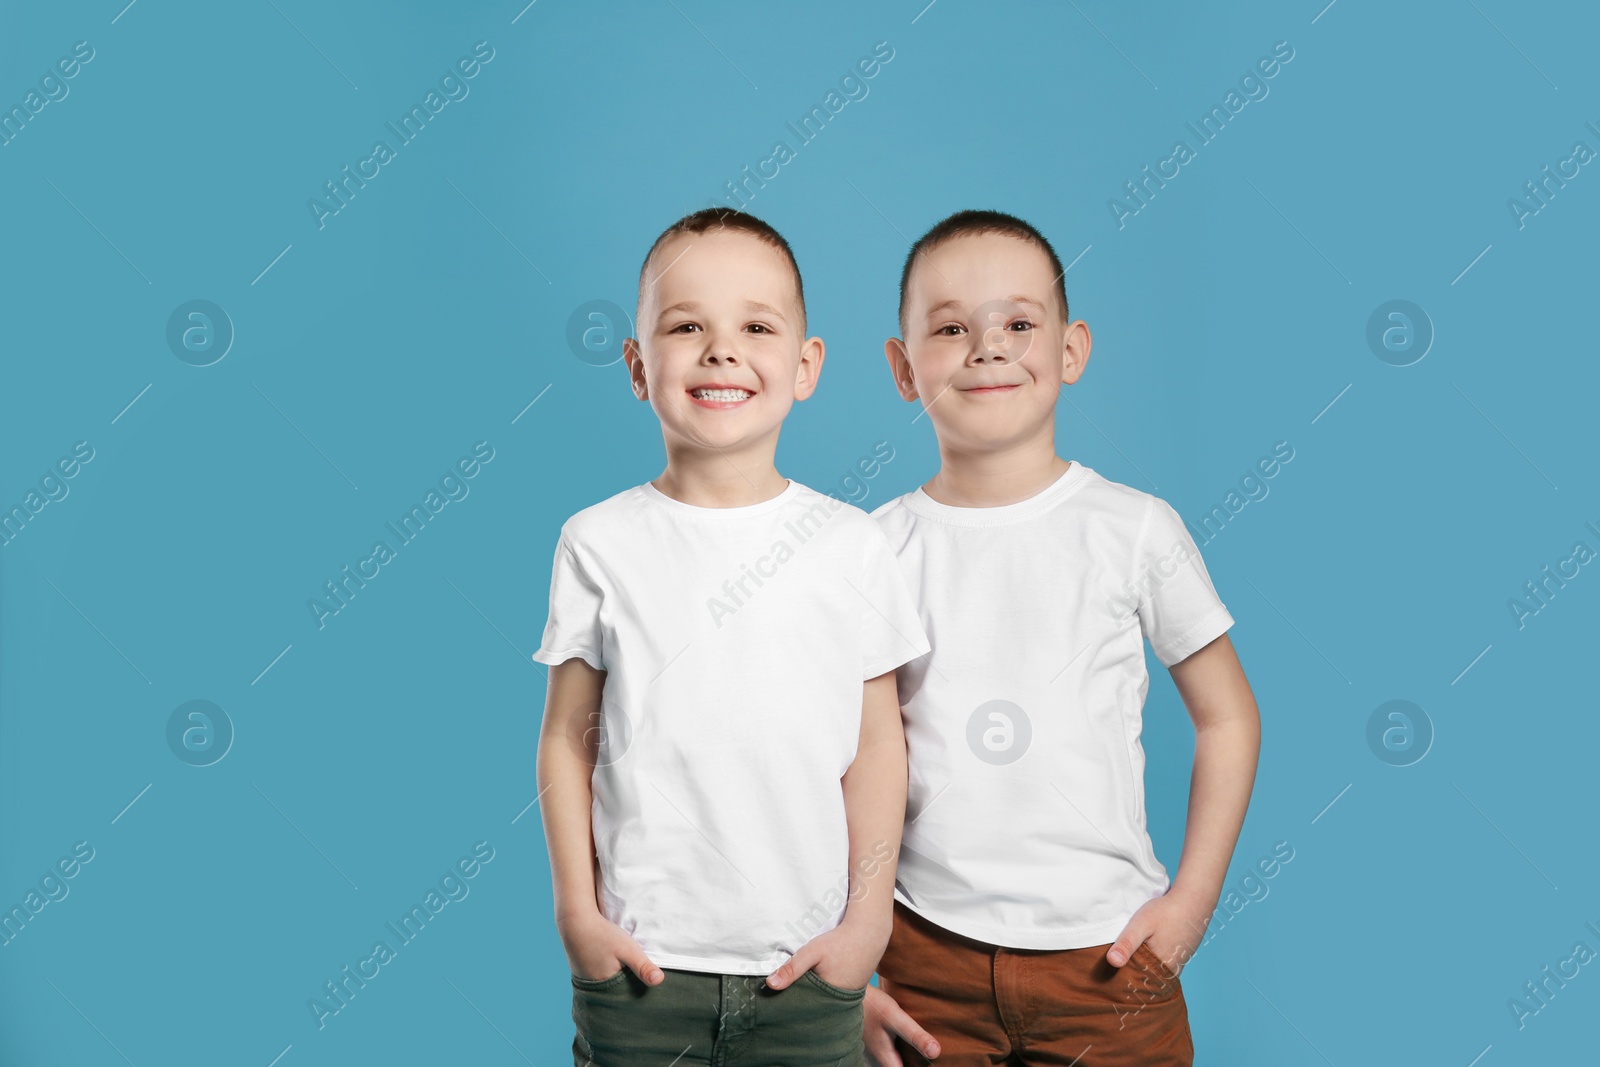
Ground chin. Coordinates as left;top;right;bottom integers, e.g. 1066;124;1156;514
953;420;1037;449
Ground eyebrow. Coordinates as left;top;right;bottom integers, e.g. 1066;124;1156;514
656;299;789;323
924;295;1048;318
743;300;789;322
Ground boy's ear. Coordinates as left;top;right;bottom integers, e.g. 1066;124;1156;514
883;337;919;402
623;337;649;400
1060;319;1092;386
792;335;826;401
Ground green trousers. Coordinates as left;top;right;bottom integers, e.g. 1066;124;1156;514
571;966;866;1066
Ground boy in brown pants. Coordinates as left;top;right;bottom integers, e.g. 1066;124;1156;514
863;211;1262;1065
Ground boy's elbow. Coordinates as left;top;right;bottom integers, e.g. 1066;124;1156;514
1192;694;1260;734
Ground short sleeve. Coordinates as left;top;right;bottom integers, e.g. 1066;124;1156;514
1135;498;1234;668
858;524;932;680
531;533;606;670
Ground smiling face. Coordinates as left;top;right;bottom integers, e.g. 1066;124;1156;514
889;231;1089;456
625;227;822;462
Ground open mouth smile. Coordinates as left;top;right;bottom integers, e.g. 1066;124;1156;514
688;386;755;409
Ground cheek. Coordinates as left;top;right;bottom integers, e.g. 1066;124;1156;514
926;340;969;372
1017;347;1059;381
900;337;956;377
650;344;697;383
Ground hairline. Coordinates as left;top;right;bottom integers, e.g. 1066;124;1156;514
898;218;1069;335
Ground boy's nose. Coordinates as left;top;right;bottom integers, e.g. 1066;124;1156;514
976;333;1010;359
969;301;1032;363
701;332;742;363
971;335;1016;363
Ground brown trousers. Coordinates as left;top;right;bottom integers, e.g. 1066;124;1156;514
877;901;1193;1066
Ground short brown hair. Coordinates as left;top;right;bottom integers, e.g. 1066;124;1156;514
638;208;807;332
898;209;1068;332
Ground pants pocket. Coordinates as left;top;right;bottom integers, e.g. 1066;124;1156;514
1127;943;1182;1002
800;969;868;1001
571;969;689;1067
570;968;628;992
763;974;865;1066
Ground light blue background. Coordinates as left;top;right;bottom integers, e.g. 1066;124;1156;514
3;1;1596;1063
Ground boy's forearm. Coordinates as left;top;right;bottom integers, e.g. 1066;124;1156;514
1166;635;1262;922
536;660;606;923
538;739;601;920
839;672;908;929
1168;715;1260;914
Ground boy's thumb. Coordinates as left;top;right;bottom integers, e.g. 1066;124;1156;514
764;948;815;990
1106;927;1145;968
624;942;664;985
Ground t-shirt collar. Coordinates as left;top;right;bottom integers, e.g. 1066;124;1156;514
640;477;801;517
902;462;1093;527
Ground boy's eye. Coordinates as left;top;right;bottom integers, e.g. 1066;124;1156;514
1008;320;1034;332
746;323;772;334
670;322;701;333
936;324;965;336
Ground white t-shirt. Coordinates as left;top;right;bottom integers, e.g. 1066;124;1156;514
871;462;1234;950
533;479;931;974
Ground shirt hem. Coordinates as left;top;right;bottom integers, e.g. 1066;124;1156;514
532;647;603;671
863;637;932;681
641;950;789;975
1154;607;1234;668
892;891;1139;951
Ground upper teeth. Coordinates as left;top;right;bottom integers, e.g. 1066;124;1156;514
692;388;751;400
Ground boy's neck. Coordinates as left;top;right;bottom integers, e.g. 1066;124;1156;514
652;450;790;509
922;441;1073;509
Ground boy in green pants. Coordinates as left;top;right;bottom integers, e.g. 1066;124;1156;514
534;208;929;1066
863;210;1262;1066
